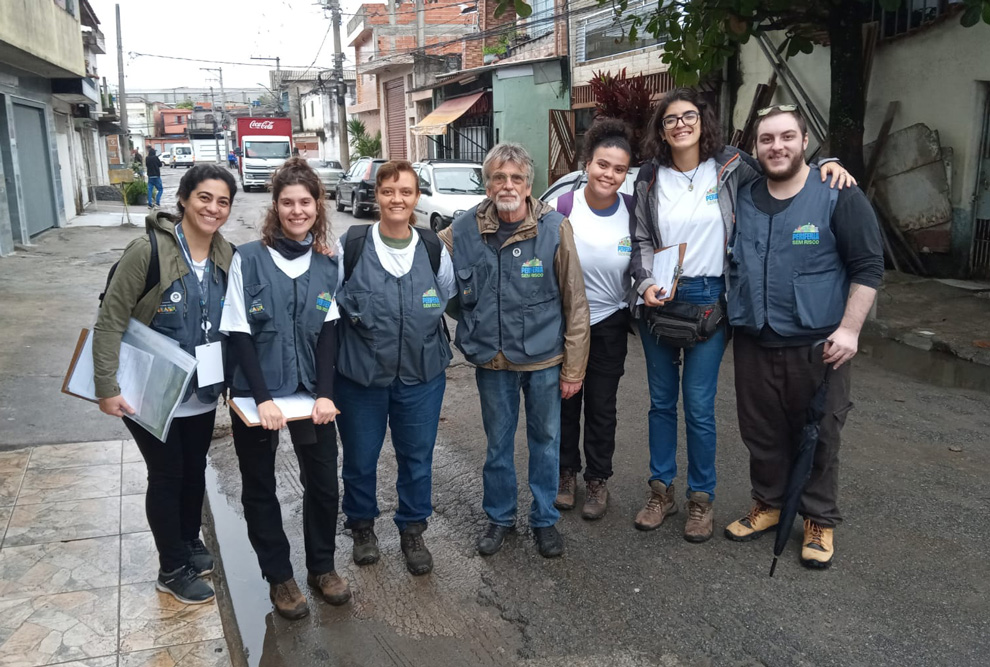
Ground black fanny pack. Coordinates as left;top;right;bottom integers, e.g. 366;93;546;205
645;296;726;348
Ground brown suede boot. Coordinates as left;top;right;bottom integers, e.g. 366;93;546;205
270;578;309;620
581;479;609;520
634;480;678;531
306;571;351;606
554;469;577;510
683;491;714;543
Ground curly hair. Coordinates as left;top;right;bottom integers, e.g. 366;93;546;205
175;164;237;219
643;87;724;168
583;118;633;165
260;157;331;253
376;160;420;227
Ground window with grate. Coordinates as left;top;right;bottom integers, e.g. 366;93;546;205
526;0;555;39
870;0;957;40
577;1;665;63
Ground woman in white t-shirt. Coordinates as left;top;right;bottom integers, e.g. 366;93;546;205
220;158;349;620
549;119;634;521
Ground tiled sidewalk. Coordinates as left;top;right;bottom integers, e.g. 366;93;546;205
0;440;232;667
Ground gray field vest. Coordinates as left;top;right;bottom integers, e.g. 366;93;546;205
150;256;225;403
230;241;339;397
337;231;452;387
728;171;846;338
451;207;565;366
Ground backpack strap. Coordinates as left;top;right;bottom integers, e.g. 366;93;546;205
620;192;634;214
416;226;443;276
99;227;159;306
555;191;575;217
342;224;373;284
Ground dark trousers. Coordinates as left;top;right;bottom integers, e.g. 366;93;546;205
230;410;339;583
560;310;630;481
733;332;853;527
124;410;215;572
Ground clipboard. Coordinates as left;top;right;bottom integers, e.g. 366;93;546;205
62;328;97;403
229;393;318;427
649;243;687;304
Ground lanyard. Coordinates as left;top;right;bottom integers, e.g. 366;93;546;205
175;223;214;343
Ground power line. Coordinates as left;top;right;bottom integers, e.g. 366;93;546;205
127;52;313;69
338;0;477;17
294;21;335;81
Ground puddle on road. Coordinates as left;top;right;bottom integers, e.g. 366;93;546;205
863;334;990;394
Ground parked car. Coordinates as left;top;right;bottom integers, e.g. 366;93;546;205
539;166;640;202
306;159;345;198
412;160;486;231
171;144;195;169
335;157;386;217
158;152;171;164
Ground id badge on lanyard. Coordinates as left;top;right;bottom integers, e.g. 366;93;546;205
177;224;224;388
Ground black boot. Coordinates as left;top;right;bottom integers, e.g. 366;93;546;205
533;525;564;558
351;521;380;566
399;522;433;575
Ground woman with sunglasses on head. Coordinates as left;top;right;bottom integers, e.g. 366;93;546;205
629;89;854;543
219;157;349;620
547;119;635;521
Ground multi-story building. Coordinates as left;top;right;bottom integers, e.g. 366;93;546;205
300;70;357;162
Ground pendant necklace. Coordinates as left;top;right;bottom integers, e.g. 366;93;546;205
677;165;700;191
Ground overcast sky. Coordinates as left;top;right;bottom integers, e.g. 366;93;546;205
88;0;365;92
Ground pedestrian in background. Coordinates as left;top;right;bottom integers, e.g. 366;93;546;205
334;160;455;576
439;142;590;559
220;157;349;620
547;119;635;521
146;147;164;209
94;164;237;605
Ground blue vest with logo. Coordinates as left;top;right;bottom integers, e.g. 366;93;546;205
337;230;452;388
150;247;226;403
728;170;846;338
451;207;565;366
230;241;339;397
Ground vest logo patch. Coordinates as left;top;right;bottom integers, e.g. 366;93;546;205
462;286;473;297
156;304;176;314
705;186;718;204
316;291;333;312
422;287;441;308
618;237;632;255
792;224;820;245
521;258;544;278
249;300;265;314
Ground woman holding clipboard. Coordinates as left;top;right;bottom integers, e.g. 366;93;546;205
94;165;236;605
628;88;854;542
219;158;349;620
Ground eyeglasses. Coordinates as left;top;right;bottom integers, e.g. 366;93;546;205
757;104;798;117
490;172;527;186
661;111;700;130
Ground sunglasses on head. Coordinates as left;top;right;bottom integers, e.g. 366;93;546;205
757;104;799;117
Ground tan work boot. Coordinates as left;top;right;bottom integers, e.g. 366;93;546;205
306;571;351;606
724;500;780;541
800;519;835;569
554;470;577;510
581;479;609;520
270;578;310;620
633;480;677;531
683;491;714;543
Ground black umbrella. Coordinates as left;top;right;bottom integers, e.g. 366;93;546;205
769;340;833;577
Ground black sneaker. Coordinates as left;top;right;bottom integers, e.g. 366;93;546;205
351;522;380;566
156;564;215;604
477;523;515;556
533;525;564;558
186;538;215;577
400;522;433;575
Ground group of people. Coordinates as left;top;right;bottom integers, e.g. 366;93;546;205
92;87;883;621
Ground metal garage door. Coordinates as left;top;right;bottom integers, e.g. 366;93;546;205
12;103;58;238
384;79;407;160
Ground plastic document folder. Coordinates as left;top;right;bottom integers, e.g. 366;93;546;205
229;393;316;427
63;319;198;441
636;243;687;305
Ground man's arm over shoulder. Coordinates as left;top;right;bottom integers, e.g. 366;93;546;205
438;226;453;255
554;218;590;383
629;163;657;295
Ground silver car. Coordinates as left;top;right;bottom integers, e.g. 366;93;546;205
412;160;486;231
306;159;345;198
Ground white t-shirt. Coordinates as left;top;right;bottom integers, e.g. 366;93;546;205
549;189;631;326
334;223;456;298
175;257;217;418
655;158;725;277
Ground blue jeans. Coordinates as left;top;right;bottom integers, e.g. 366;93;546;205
638;276;726;499
476;365;561;528
147;176;163;206
336;372;446;532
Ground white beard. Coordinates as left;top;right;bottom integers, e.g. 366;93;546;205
494;195;520;213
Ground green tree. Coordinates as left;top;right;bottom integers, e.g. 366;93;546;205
175;100;194;109
497;0;990;176
347;119;382;160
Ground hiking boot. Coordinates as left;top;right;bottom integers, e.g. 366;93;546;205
800;519;835;569
156;564;215;605
533;525;564;558
269;578;309;620
185;538;214;577
633;480;678;531
581;479;609;521
554;470;577;510
399;522;434;576
724;500;780;542
683;491;714;543
477;523;515;556
351;522;380;566
306;571;351;605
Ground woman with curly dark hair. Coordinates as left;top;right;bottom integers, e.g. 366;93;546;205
628;88;853;543
219;157;349;619
547;118;635;521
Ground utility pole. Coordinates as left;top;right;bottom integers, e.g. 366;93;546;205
201;67;229;156
251;56;282;113
328;0;350;169
210;86;221;163
115;4;128;147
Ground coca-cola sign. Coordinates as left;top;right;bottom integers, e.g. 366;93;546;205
248;120;275;130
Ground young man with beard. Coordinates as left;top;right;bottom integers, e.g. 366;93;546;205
438;143;590;558
724;106;883;569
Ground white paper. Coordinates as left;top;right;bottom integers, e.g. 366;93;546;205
117;343;153;414
636;246;683;305
230;392;316;427
194;342;224;387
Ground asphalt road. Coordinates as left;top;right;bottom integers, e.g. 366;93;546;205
1;168;987;666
